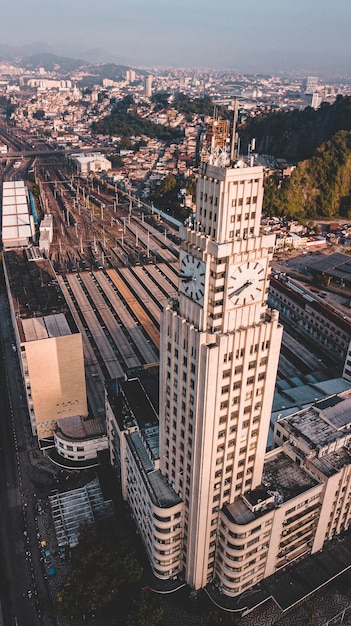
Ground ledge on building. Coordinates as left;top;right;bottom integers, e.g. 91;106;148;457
46;447;100;470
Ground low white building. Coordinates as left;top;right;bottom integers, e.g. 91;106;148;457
54;415;108;462
70;152;111;175
39;213;53;255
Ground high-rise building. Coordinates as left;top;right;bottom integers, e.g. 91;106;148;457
144;75;153;97
304;76;318;94
126;69;136;83
108;121;351;605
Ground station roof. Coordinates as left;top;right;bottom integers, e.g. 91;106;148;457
1;181;32;246
303;251;351;282
3;248;71;329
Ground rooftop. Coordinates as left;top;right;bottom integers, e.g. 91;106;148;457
56;415;105;441
262;452;318;502
106;366;160;458
4;248;73;340
21;313;71;342
126;431;180;508
281;394;351;451
311;447;351;477
1;180;32;245
223;452;317;526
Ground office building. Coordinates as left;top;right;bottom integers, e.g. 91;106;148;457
108;123;351;606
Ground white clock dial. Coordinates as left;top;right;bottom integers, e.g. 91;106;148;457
180;252;205;304
227;261;265;307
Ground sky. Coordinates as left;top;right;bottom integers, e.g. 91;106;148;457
2;0;351;73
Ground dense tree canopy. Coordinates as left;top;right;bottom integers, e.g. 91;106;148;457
92;95;182;141
240;96;351;161
56;520;163;625
173;93;231;122
263;130;351;220
149;174;192;220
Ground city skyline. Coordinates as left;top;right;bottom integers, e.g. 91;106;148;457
1;0;351;73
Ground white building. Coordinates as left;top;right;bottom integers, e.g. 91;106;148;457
70;153;111;175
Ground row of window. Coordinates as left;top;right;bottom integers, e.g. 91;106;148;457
223;342;270;363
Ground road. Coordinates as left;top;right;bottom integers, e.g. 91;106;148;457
0;267;57;626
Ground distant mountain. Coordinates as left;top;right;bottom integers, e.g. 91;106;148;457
240;96;351;162
0;42;53;61
21;52;87;73
0;42;131;69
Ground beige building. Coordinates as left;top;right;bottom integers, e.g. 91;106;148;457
108;150;283;591
159;160;282;591
3;249;88;448
20;314;87;441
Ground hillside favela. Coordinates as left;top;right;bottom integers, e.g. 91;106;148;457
2;40;351;626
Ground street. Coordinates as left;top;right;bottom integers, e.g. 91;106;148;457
0;266;57;626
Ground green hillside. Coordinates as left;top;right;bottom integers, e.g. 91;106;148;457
263;130;351;220
92;96;182;141
240;95;351;161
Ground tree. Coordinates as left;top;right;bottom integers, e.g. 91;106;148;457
56;520;163;625
33;109;45;120
110;154;124;168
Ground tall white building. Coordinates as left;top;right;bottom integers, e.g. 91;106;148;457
144;75;153;97
108;124;351;606
159;149;282;590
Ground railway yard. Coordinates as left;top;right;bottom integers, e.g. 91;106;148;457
0;124;341;423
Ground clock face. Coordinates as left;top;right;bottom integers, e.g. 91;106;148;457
227;261;265;307
180;252;205;303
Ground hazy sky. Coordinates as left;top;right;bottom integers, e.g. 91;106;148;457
2;0;351;72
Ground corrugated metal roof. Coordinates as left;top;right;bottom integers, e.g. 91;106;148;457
1;181;32;246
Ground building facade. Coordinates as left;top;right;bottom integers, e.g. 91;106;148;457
159;159;282;590
269;275;351;368
108;142;351;605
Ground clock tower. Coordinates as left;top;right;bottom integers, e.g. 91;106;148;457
159;128;282;591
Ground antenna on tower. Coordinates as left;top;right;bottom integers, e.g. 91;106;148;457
230;98;239;164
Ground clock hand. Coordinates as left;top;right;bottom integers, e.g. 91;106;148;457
180;274;194;282
229;280;253;298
